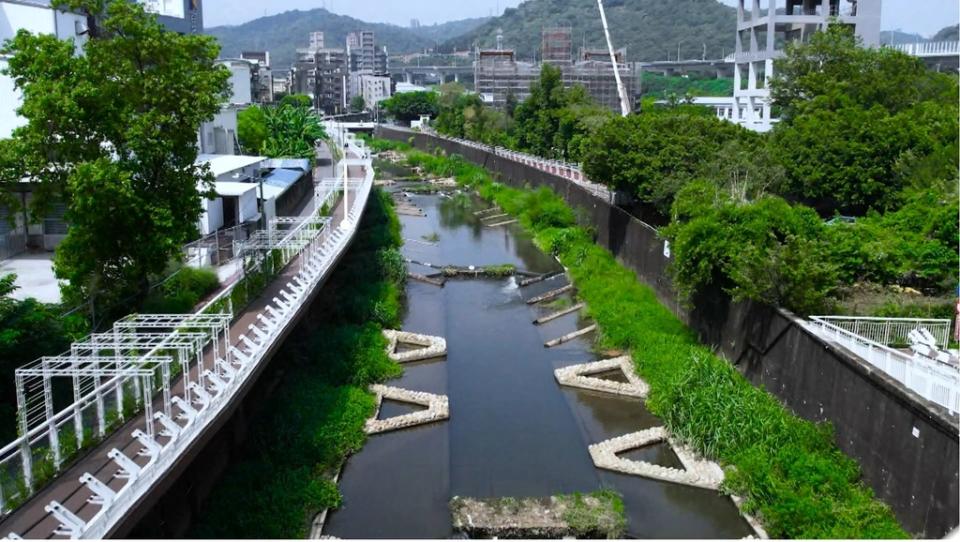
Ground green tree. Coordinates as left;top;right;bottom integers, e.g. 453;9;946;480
381;91;439;122
0;0;230;320
581;109;747;211
350;95;366;113
237;105;268;154
0;274;83;440
769;25;959;215
280;94;312;109
665;181;837;315
261;104;326;160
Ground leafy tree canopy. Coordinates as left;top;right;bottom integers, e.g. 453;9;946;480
581;108;749;211
280;93;312;109
0;0;230;321
350;95;366;113
237;105;268;154
381;91;440;122
769;25;959;215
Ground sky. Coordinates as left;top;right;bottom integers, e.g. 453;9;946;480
202;0;960;38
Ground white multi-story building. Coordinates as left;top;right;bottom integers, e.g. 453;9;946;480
731;0;881;132
357;73;392;107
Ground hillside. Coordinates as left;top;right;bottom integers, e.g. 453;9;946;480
879;30;927;45
207;11;490;70
441;0;737;62
933;24;959;42
207;9;435;69
411;17;491;47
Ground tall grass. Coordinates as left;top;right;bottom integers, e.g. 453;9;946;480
399;143;907;539
187;189;405;538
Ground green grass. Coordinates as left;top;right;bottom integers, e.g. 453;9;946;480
558;489;627;539
396;142;907;539
187;189;405;538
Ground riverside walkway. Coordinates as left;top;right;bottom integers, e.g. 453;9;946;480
0;129;374;539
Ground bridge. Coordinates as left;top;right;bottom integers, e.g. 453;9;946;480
392;65;473;85
639;41;960;80
0;127;375;539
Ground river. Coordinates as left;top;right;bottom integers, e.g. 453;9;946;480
323;189;753;539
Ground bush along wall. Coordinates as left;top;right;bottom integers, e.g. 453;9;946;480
397;144;907;539
188;188;405;538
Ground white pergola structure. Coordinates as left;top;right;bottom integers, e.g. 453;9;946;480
10;313;231;489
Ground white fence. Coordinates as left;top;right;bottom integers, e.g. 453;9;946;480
811;316;953;349
890;41;960;57
424;130;615;203
1;130;374;538
805;317;960;413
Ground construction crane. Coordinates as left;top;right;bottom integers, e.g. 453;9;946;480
596;0;632;116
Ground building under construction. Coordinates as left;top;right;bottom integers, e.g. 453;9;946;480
475;28;636;113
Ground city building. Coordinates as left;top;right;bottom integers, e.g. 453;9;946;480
240;51;274;103
730;0;881;131
357;73;393;107
314;48;350;114
218;59;254;105
475;29;637;113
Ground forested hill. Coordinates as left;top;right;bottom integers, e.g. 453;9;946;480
441;0;737;61
206;10;489;69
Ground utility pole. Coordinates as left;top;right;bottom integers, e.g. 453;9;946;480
340;121;350;229
596;0;631;116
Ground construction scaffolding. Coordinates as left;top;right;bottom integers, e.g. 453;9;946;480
475;29;637;113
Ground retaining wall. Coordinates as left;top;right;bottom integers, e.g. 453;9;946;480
378;126;960;538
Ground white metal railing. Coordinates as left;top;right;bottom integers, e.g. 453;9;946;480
890;41;960;57
2;133;374;537
805;317;960;413
811;316;953;348
421;129;615;203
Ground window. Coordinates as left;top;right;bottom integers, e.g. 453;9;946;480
140;0;184;19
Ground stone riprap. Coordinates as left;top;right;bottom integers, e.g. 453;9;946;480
554;356;649;398
383;329;447;363
589;427;725;490
364;384;449;435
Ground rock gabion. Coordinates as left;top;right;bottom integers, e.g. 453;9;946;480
364;384;449;434
589;427;725;490
554;356;650;398
382;329;447;363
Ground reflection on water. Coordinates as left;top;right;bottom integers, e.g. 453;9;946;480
324;193;752;539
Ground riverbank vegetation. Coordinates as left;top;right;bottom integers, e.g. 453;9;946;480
380;139;906;538
420;26;957;318
189;189;404;538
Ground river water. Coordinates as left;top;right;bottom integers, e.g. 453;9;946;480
323;191;753;539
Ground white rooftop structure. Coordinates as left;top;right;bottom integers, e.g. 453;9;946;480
196;154;266;180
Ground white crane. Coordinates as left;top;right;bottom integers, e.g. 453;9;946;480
596;0;632;116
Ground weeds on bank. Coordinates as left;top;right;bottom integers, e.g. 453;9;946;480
188;189;405;538
398;144;907;539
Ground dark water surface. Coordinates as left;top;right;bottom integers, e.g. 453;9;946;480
324;192;751;539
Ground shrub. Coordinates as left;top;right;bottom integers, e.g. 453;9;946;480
142;267;220;314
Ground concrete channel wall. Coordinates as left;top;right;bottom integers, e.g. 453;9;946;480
377;126;960;538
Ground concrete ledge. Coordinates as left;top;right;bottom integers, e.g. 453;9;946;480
364;384;449;434
589;427;724;490
554;356;649;398
383;329;447;363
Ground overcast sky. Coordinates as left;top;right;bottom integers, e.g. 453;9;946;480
203;0;959;38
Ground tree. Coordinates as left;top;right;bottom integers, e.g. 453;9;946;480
769;25;959;215
350;95;366;113
0;274;83;439
280;94;312;109
261;104;326;160
0;0;230;321
665;182;837;315
581;109;748;211
238;105;268;154
381;91;439;122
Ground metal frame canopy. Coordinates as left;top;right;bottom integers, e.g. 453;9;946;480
12;313;231;488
